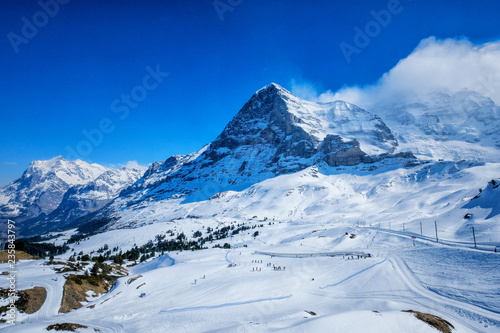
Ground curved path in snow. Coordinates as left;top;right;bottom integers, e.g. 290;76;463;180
390;255;500;331
367;226;497;253
225;250;234;265
319;258;387;289
311;253;500;331
159;294;293;314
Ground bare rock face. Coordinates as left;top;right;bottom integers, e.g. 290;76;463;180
211;84;396;163
320;135;368;167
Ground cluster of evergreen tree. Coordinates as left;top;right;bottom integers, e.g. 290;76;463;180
14;239;69;258
31;220;270;265
103;222;262;264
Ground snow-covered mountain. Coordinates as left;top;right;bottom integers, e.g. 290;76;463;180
72;83;409;231
19;166;145;236
0;156;108;222
68;84;500;234
372;90;500;161
4;84;500;238
1;84;500;333
126;83;398;200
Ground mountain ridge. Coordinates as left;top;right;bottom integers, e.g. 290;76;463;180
18;166;145;236
0;156;109;222
63;84;411;233
3;83;500;237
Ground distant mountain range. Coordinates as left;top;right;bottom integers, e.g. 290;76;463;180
0;156;144;236
2;83;499;237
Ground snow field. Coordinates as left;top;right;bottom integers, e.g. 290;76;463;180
1;222;499;332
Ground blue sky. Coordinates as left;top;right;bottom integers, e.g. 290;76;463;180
1;0;500;185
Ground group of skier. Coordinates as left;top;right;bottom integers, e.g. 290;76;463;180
251;259;285;271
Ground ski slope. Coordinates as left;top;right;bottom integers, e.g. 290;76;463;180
1;222;499;332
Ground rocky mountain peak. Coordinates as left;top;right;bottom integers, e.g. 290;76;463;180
18;166;145;236
24;155;64;178
210;83;397;161
113;83;401;208
254;82;295;100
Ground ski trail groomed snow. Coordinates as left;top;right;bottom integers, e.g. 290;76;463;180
158;294;293;314
319;258;387;289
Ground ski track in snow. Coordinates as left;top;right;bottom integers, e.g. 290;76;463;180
225;250;233;265
319;258;387;289
158;294;293;314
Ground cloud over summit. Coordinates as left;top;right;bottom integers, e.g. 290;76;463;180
293;37;500;108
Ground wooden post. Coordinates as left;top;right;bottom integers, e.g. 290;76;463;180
420;222;423;235
472;226;477;248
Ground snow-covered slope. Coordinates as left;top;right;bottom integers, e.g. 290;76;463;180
85;157;499;240
0;156;108;222
463;178;500;219
122;147;208;195
68;84;500;234
6;85;500;240
2;178;499;332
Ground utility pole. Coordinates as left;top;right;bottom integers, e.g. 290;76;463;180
434;221;439;243
472;226;477;248
420;222;423;235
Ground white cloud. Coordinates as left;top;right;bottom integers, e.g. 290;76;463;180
121;160;148;170
297;37;500;108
